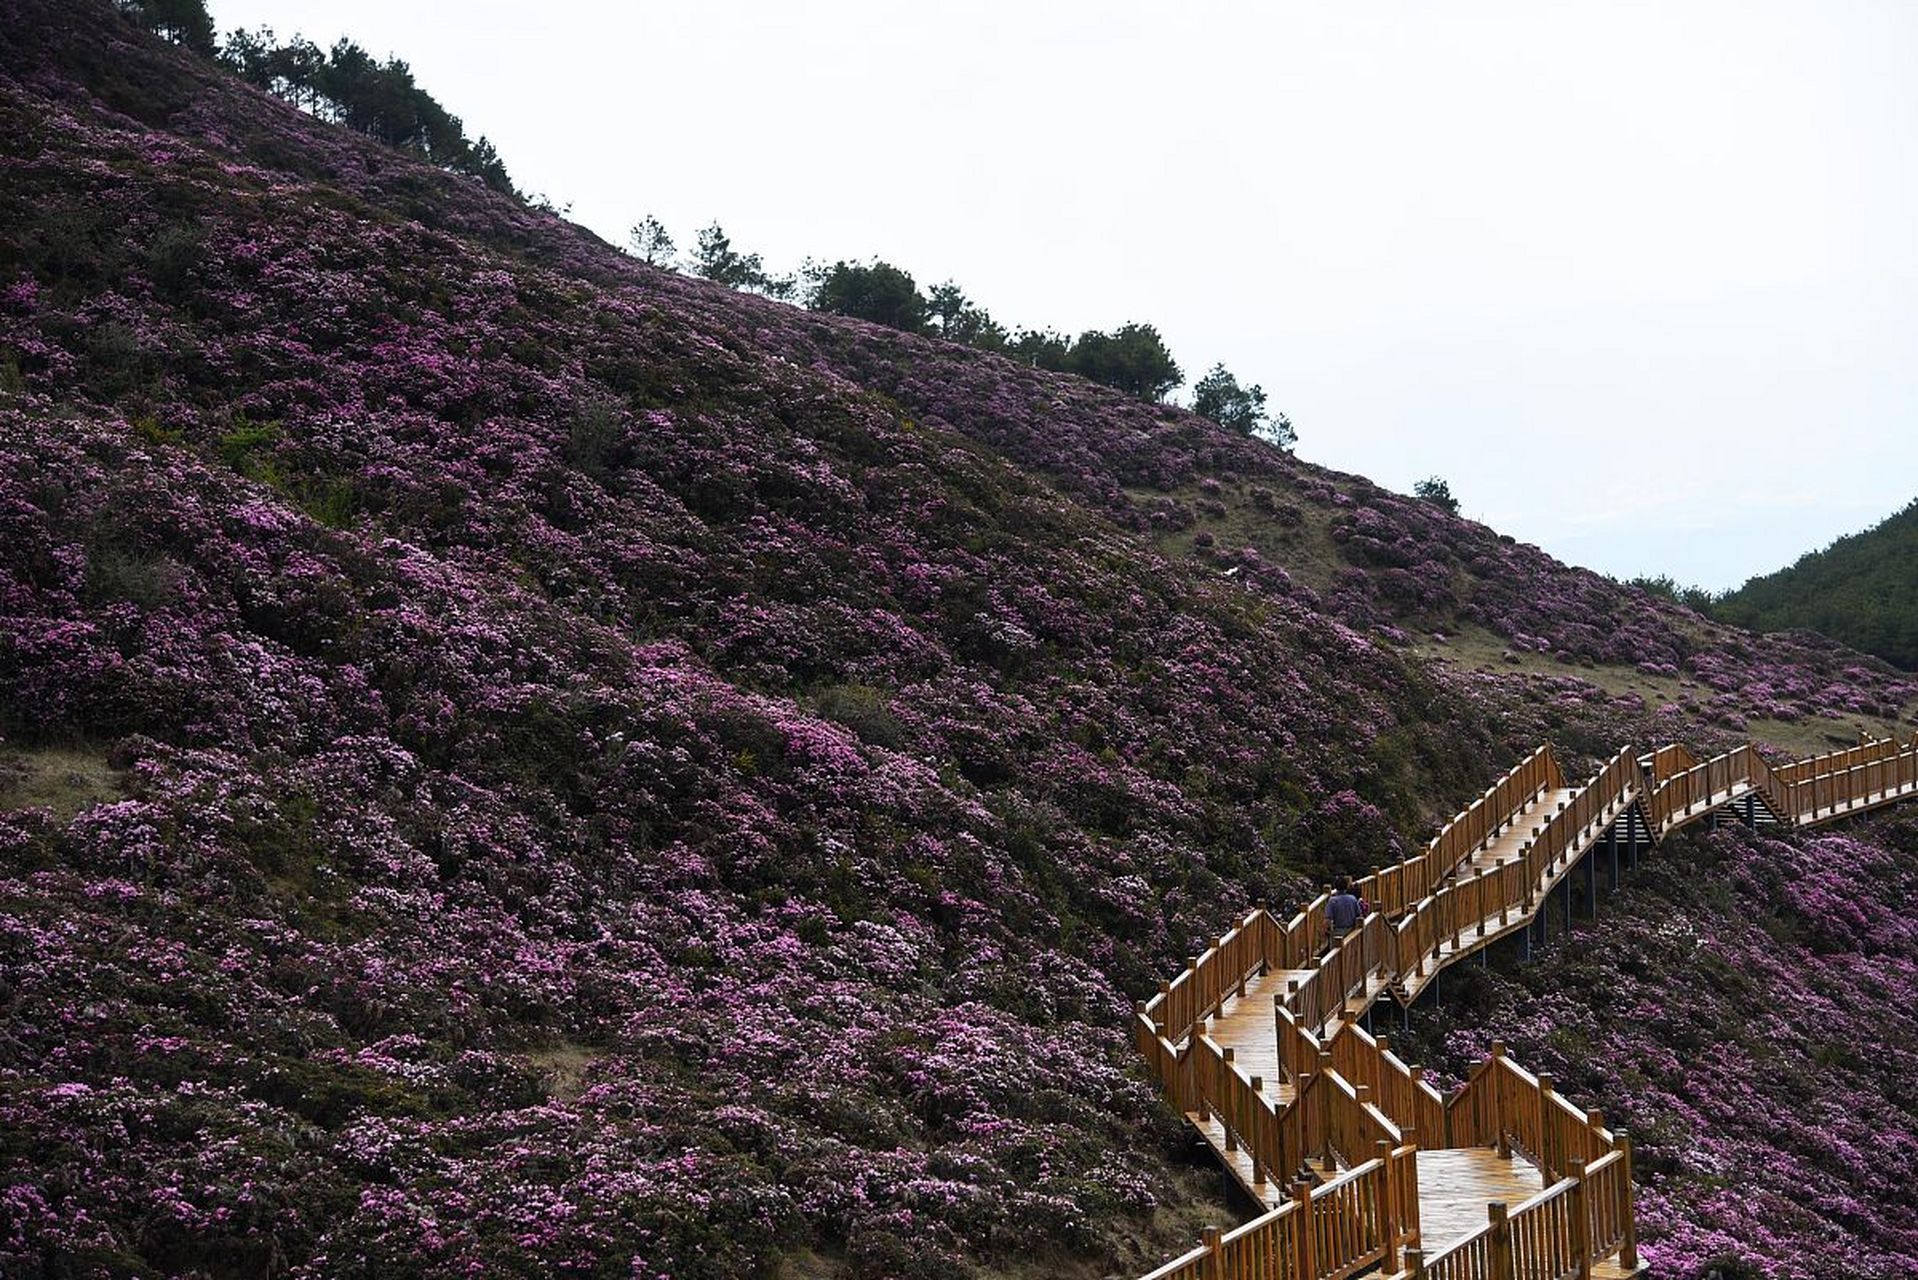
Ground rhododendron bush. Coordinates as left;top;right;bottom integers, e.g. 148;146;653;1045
2;4;1915;1277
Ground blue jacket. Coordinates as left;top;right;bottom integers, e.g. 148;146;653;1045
1327;892;1362;930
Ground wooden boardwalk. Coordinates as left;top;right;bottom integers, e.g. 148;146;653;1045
1417;1149;1542;1252
1187;967;1302;1209
1135;733;1918;1280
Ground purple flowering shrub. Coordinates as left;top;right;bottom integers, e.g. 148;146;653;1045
0;4;1914;1277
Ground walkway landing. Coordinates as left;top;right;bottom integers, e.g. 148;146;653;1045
1416;1148;1541;1251
1414;1149;1641;1279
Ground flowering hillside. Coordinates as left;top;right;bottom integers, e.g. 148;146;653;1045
1;3;1915;1278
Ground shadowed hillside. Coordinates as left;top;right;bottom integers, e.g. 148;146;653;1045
2;3;1916;1278
1717;499;1918;671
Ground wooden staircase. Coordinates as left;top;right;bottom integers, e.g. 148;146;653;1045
1133;733;1918;1280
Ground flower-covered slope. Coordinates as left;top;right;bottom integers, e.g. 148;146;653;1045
0;4;1914;1278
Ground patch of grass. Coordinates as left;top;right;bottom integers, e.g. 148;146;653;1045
0;744;125;817
1423;627;1917;755
526;1042;600;1102
1126;478;1348;592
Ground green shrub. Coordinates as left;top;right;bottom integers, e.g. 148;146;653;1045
85;321;151;397
88;548;180;609
564;397;624;476
813;684;904;749
143;221;206;300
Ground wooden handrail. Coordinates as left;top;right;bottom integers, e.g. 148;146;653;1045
1772;734;1910;785
1140;903;1273;1046
1328;1017;1448;1145
1643;742;1699;782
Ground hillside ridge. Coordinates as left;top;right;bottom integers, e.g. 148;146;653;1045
1717;498;1918;670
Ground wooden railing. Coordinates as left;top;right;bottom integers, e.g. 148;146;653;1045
1325;1018;1447;1149
1648;743;1770;832
1355;745;1562;922
1283;910;1397;1033
1138;1150;1415;1280
1444;1045;1611;1181
1189;1024;1293;1189
1528;747;1640;884
1772;734;1912;785
1642;742;1699;782
1583;1143;1639;1265
1423;1144;1637;1280
1642;736;1918;831
1777;735;1918;822
1387;747;1638;998
1135;734;1918;1280
1134;1014;1192;1113
1142;904;1272;1046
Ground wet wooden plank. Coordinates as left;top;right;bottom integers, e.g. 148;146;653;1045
1415;1147;1545;1252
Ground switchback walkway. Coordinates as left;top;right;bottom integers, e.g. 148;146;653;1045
1133;734;1918;1280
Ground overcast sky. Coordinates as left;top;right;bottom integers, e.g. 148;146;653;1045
209;0;1918;591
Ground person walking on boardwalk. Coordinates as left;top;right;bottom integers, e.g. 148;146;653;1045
1326;880;1362;947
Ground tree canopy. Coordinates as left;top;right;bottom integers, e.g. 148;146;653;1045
1192;363;1293;447
632;220;1295;426
808;260;930;333
928;282;1008;350
1715;497;1918;669
117;0;216;55
628;216;676;266
1413;477;1460;515
689;223;791;297
1063;323;1182;401
121;4;524;195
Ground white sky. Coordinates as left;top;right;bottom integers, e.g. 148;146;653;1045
208;0;1918;591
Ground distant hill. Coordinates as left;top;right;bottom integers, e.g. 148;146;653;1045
1717;499;1918;669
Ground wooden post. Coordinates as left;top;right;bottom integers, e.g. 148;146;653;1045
1293;1180;1316;1280
1375;1138;1400;1272
1537;1073;1555;1176
1221;1047;1237;1151
1617;1129;1641;1271
1252;1073;1269;1176
1569;1156;1592;1279
1404;1246;1426;1279
1487;1201;1515;1280
1490;1041;1509;1157
1199;1224;1222;1280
